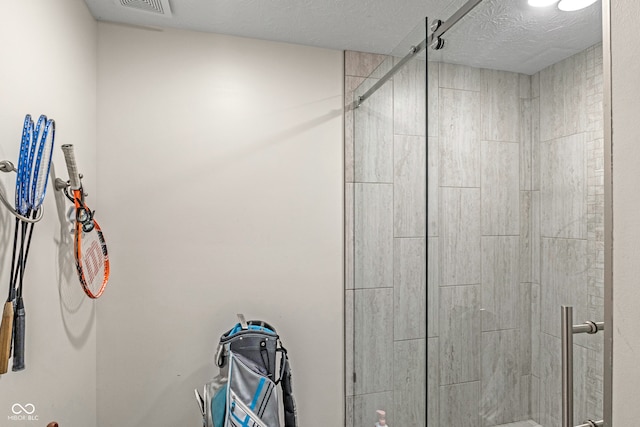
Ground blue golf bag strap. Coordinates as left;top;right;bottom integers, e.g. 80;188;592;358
277;345;297;427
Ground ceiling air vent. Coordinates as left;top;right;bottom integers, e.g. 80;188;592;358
117;0;173;17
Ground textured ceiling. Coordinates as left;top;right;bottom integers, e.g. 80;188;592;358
83;0;602;75
430;0;602;74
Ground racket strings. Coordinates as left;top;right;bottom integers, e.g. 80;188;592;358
75;223;108;299
31;118;55;208
15;115;33;215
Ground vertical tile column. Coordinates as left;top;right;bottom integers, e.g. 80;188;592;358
393;57;427;427
480;68;530;427
344;51;394;427
437;63;483;427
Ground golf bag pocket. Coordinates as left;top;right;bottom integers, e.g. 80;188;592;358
227;352;279;427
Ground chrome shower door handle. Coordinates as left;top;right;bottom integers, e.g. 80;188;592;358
561;305;605;427
562;305;574;427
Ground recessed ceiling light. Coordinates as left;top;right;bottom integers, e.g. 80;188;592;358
528;0;558;7
557;0;599;11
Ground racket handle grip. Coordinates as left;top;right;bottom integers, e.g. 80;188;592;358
61;144;81;190
0;301;14;374
12;302;25;372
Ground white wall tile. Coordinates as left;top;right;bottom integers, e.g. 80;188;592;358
345;51;389;78
562;50;588;138
354;78;394;182
354;288;394;394
481;141;520;235
394;238;426;340
539;333;561;427
354;184;393;288
394;135;426;237
481;236;520;331
440;382;481;426
481;330;527;426
394;59;426;136
439;62;481;91
345;76;366;183
439;88;481;187
481;69;521;143
539;50;587;142
540;133;587;239
440;285;481;385
394;339;426;427
440;188;482;286
540;238;588;339
539;60;565;142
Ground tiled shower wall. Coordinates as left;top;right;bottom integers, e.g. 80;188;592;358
429;62;532;427
345;51;427;427
530;43;604;426
344;43;603;427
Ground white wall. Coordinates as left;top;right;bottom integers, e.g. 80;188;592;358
96;23;344;427
0;1;98;426
611;0;640;424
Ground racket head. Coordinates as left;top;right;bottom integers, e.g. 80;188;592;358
30;118;55;210
73;195;109;298
15;115;33;214
23;115;43;212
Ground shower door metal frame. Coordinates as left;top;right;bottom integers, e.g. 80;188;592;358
602;0;613;425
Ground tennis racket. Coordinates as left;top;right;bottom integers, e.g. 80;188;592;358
0;115;33;374
61;144;110;299
12;115;55;371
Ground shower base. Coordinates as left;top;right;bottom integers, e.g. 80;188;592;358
495;421;541;427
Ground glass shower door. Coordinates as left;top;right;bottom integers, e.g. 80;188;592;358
345;1;605;426
345;19;428;427
425;1;604;426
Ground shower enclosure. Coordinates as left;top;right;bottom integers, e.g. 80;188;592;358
345;1;609;426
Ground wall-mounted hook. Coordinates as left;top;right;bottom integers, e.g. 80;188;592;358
55;174;88;203
54;177;69;192
0;159;44;223
0;160;15;173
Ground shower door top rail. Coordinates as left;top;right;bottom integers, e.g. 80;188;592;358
355;0;484;108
